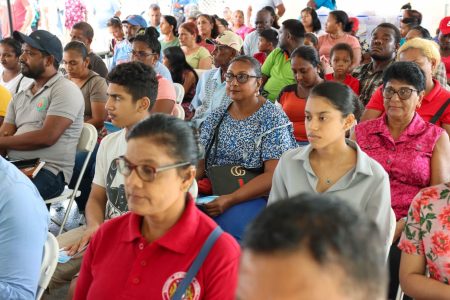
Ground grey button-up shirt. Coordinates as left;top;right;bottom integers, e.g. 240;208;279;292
269;139;393;257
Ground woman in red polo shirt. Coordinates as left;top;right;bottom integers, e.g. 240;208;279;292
74;114;240;300
362;38;450;136
277;46;323;145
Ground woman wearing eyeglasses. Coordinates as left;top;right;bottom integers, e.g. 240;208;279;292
355;61;450;299
130;27;177;115
363;38;450;136
197;55;296;241
74;114;240;299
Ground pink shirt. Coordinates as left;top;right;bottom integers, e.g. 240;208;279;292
399;182;450;284
355;113;443;219
234;25;254;40
318;33;361;66
156;76;177;116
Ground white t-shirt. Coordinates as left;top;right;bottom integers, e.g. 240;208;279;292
93;129;128;220
0;72;33;94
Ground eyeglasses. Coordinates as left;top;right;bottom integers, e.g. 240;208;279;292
382;86;419;100
129;50;157;59
116;156;190;182
224;73;260;84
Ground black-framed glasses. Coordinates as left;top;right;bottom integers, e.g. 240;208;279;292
129;50;157;59
116;156;190;182
224;73;260;84
382;86;419;100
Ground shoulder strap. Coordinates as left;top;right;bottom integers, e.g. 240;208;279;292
79;73;99;90
15;75;25;94
430;98;450;124
204;103;232;170
171;226;223;300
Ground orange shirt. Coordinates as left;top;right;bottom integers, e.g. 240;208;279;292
278;84;307;142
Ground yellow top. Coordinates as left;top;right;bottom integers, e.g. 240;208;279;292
0;85;12;117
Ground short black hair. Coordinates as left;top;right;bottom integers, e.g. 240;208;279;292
382;61;426;92
408;25;431;39
127;114;201;167
404;9;422;24
373;23;402;45
107;61;158;110
330;10;353;33
330;42;354;61
311;81;357;117
131;27;161;56
72;21;94;40
282;19;305;40
305;32;318;46
64;40;89;60
0;37;21;57
301;7;322;32
291;45;320;67
243;194;386;298
259;29;279;48
229;55;262;77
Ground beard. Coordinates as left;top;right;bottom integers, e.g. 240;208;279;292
20;62;45;79
370;52;394;62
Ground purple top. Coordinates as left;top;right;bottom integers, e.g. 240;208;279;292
355;113;443;219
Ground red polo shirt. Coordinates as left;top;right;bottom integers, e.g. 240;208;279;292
324;73;360;95
365;80;450;126
74;198;240;300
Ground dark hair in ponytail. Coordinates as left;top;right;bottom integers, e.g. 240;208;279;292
198;14;219;39
64;40;89;60
132;26;161;55
127;114;202;166
162;15;178;37
330;10;353;33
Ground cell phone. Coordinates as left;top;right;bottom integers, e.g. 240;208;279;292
10;158;40;169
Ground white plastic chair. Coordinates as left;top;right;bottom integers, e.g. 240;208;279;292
386;208;396;261
36;232;59;300
45;123;98;235
188;179;198;199
173;83;185;104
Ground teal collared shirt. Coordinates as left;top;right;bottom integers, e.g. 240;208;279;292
268;139;393;257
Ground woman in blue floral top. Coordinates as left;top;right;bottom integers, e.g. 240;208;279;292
198;55;296;240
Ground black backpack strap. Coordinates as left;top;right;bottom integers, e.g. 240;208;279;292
171;227;223;300
430;98;450;124
15;75;25;94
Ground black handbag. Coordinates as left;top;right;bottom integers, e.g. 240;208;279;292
204;108;263;195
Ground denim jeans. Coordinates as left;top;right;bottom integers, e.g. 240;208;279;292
32;168;65;200
68;143;99;212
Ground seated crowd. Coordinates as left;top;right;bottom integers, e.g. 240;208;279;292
0;2;450;300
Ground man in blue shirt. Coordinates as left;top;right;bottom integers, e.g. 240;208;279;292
191;31;242;128
0;157;49;299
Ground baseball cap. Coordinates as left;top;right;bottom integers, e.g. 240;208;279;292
439;16;450;35
206;31;243;52
13;30;63;63
122;15;148;28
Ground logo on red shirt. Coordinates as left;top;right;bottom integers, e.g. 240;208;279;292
162;272;201;300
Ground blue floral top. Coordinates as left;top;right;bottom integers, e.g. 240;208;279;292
200;101;297;170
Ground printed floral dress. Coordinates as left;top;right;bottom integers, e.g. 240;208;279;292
399;182;450;284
